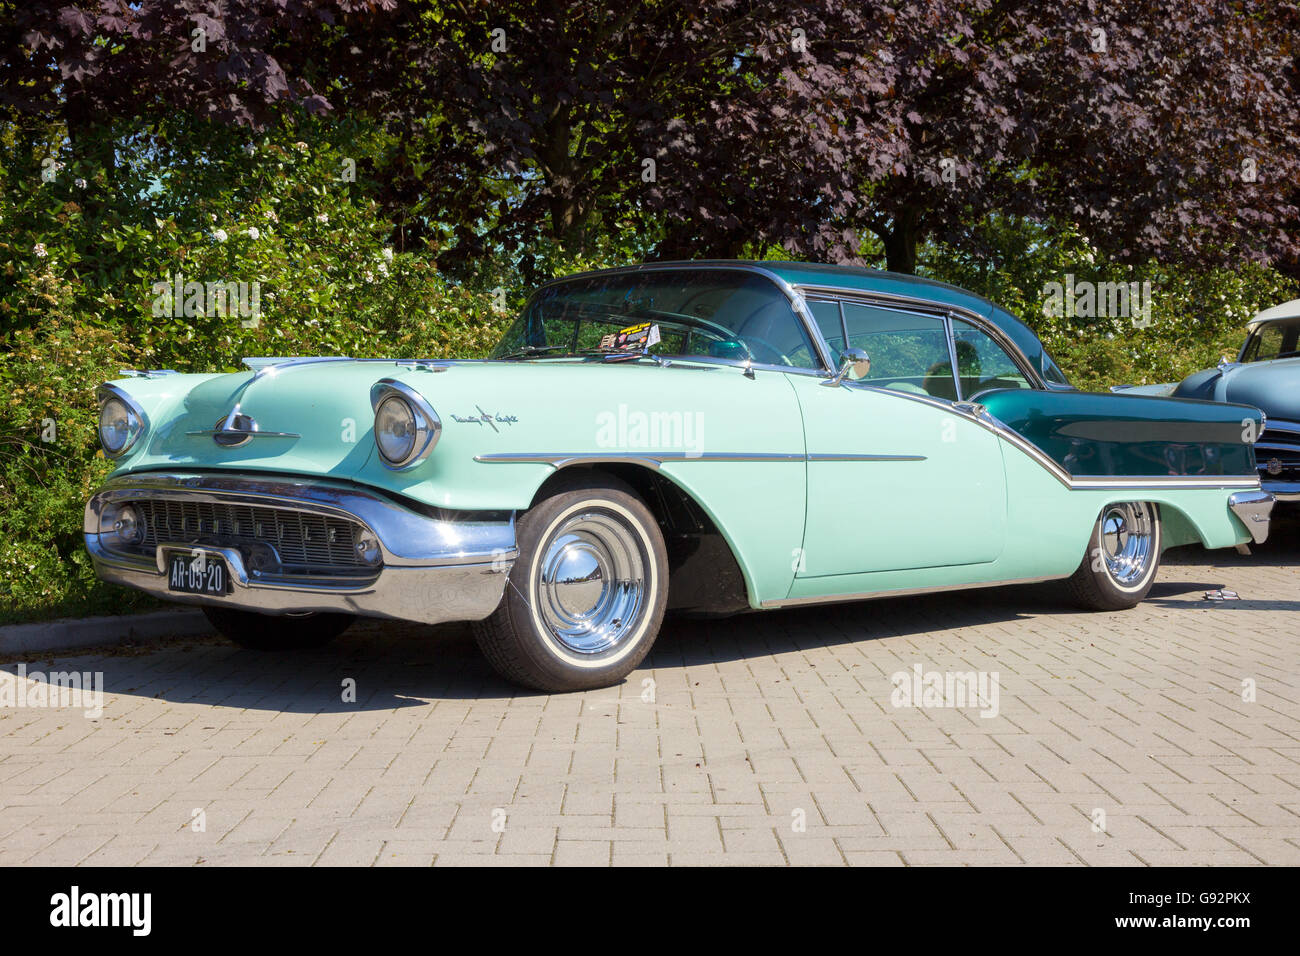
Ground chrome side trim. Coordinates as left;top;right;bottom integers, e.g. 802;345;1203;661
806;454;926;463
840;379;1077;484
762;574;1063;609
473;448;1253;489
473;452;924;466
1067;476;1262;489
836;380;1261;492
1227;490;1274;543
475;452;804;467
477;453;681;469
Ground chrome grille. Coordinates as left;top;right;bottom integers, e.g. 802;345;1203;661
1256;423;1300;480
125;499;372;574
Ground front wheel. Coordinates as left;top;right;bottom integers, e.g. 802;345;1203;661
1064;501;1162;611
202;606;355;650
472;474;669;692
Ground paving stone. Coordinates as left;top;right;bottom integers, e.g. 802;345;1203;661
3;540;1298;865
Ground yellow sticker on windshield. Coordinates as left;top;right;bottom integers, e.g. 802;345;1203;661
601;322;661;351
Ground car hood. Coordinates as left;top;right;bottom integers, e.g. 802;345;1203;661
104;355;810;512
118;361;393;478
1174;357;1300;421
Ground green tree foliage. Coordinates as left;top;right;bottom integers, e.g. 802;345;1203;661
922;215;1299;391
1;2;1298;621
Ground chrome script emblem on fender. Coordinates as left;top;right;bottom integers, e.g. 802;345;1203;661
451;406;518;433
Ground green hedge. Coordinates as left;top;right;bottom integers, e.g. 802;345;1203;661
1;119;1295;623
921;217;1298;391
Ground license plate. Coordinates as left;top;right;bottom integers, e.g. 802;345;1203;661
167;552;228;595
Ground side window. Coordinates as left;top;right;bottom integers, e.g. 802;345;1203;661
950;319;1032;396
808;299;845;354
1040;348;1071;386
840;302;956;400
1246;324;1286;362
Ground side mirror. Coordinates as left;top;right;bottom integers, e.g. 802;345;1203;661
823;348;871;387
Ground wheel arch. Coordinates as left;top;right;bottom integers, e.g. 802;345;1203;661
528;462;754;614
1094;494;1241;551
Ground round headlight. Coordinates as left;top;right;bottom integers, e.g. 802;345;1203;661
374;395;417;464
99;397;139;456
369;378;441;469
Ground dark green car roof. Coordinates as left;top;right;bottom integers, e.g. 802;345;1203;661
753;260;998;315
754;260;1049;366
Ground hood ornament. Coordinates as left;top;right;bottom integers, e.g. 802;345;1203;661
185;402;300;447
213;404;259;447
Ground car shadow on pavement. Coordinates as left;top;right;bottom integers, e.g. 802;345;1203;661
653;581;1075;671
0;622;523;713
9;515;1294;712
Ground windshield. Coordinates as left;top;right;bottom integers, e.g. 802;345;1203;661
1241;318;1300;362
492;269;822;369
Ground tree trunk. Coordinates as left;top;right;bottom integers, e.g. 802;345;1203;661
881;207;921;274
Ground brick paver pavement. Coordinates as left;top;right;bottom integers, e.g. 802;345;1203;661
3;521;1298;866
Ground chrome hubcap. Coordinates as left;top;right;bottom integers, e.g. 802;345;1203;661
1100;502;1155;587
536;510;648;656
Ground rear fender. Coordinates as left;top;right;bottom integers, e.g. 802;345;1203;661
977;388;1262;479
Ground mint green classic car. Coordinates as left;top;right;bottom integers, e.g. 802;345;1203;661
86;262;1274;691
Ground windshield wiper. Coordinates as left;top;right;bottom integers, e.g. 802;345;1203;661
597;348;672;367
498;345;672;366
496;346;573;360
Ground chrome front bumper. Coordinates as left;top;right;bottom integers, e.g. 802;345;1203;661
84;472;516;625
1227;489;1275;544
1261;480;1300;503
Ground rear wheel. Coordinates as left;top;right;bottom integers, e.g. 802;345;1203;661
472;474;669;692
1064;501;1162;610
202;606;355;650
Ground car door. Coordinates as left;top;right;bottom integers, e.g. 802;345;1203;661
788;298;1008;578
